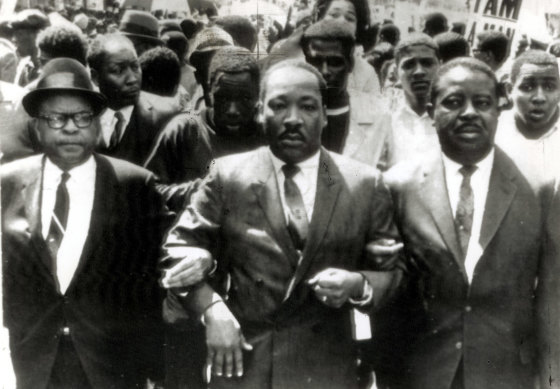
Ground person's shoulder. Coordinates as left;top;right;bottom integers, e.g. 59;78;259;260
214;147;265;170
96;154;154;182
1;154;42;181
326;150;384;183
137;91;182;117
383;153;437;191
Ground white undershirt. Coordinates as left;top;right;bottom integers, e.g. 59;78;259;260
41;156;96;293
269;148;320;222
99;105;134;147
442;149;494;284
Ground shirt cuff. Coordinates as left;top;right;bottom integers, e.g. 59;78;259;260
173;259;218;298
348;274;374;306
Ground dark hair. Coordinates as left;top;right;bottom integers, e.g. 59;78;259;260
368;42;394;77
162;31;188;63
476;30;509;64
549;40;560;57
215;15;257;52
314;0;370;45
430;57;500;104
139;47;180;96
301;19;356;62
395;32;439;65
37;26;88;65
260;59;327;103
379;23;400;46
434;32;470;63
87;33;135;72
423;12;448;36
511;50;559;84
209;46;259;90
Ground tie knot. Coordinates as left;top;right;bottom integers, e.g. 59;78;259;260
282;164;300;179
115;111;124;121
60;171;70;184
459;165;477;178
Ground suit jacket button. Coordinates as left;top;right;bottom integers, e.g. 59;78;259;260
455;341;462;350
62;327;70;336
465;305;472;312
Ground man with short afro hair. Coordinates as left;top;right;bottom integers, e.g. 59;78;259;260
139;46;182;97
496;50;560;182
215;15;257;52
473;30;509;72
37;25;88;66
302;19;393;169
434;31;470;63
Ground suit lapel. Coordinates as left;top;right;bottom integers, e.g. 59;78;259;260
419;155;466;278
288;149;342;293
479;149;517;250
251;149;300;265
22;156;59;286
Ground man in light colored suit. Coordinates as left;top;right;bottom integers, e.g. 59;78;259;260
301;19;392;170
383;57;553;389
160;59;402;389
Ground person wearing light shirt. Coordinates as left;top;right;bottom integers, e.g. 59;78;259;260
495;50;560;185
388;33;441;165
382;58;553;389
160;60;402;389
0;58;201;389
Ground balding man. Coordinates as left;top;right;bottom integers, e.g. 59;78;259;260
161;60;402;388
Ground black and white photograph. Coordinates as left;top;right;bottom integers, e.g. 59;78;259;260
0;0;559;388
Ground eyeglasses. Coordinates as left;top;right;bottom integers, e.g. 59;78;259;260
38;112;94;129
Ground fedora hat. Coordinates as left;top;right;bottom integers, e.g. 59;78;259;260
22;58;107;117
119;10;163;45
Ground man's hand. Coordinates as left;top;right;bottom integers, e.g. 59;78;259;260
366;238;404;269
161;247;214;289
204;301;253;378
308;268;364;308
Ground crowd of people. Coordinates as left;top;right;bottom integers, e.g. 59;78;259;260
0;0;559;388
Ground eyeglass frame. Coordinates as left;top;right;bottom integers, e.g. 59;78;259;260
37;111;95;129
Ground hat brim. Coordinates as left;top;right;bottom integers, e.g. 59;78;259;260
121;32;164;45
22;88;107;117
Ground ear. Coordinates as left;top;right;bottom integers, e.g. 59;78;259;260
321;104;328;128
90;68;99;86
426;101;435;119
30;118;42;142
256;101;264;125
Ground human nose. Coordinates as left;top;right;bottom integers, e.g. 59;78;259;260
60;116;80;133
124;66;140;85
412;62;426;78
460;100;478;120
531;86;547;105
284;105;302;126
320;60;330;79
225;102;241;119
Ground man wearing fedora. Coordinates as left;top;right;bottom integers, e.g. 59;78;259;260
0;58;206;388
119;10;163;56
87;33;181;166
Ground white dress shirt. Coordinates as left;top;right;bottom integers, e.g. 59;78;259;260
391;100;440;164
442;149;495;284
41;157;96;293
269;148;320;222
99;105;134;147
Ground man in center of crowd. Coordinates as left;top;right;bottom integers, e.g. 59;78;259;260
161;60;403;388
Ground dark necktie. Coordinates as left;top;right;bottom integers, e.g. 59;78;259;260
109;111;124;149
455;165;477;259
282;164;309;251
46;171;70;263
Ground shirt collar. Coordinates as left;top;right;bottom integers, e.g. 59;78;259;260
44;155;96;187
397;98;430;120
268;147;321;175
100;104;134;125
441;147;495;177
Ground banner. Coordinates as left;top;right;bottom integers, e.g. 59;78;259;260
465;0;523;48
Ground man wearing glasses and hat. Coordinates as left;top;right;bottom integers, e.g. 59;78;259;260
0;58;206;388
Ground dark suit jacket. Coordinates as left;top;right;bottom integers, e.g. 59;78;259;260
1;154;173;389
164;147;402;389
538;179;560;389
383;148;551;389
97;92;182;166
